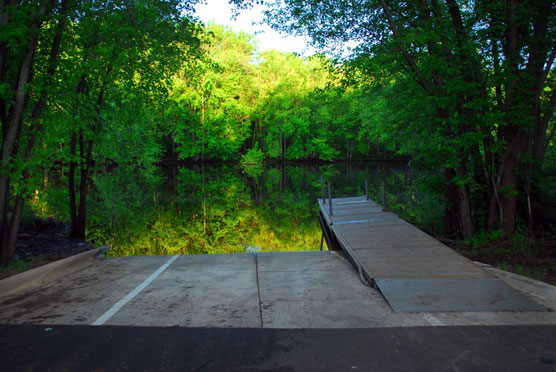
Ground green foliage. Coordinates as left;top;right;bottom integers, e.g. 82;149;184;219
511;225;534;256
96;165;323;256
5;0;555;257
249;0;556;238
165;26;393;163
242;164;264;179
169;24;255;161
464;230;503;251
495;262;546;283
241;147;264;164
0;255;48;275
0;259;29;272
29;163;442;257
94;164;441;256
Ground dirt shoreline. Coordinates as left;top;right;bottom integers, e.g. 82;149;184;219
0;219;96;280
445;238;556;286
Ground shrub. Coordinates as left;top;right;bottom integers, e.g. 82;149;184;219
241;147;264;165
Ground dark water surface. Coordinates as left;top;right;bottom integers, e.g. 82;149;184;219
79;163;444;256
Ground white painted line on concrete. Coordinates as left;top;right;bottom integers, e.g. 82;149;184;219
91;255;179;326
423;313;444;326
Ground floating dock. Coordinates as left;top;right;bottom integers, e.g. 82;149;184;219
318;196;544;312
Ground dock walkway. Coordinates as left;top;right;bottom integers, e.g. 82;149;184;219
319;196;544;312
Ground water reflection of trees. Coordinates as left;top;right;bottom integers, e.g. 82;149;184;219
80;164;444;256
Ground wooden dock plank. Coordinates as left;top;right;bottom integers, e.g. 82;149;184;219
354;252;490;279
332;225;491;279
323;200;489;280
318;195;542;312
325;213;398;224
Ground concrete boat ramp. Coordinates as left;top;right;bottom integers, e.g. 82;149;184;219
1;251;556;371
2;197;556;370
1;250;555;329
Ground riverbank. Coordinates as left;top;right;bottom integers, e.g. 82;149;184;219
0;218;95;280
449;237;556;286
435;234;556;285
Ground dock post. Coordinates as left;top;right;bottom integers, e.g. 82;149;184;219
381;181;386;211
365;179;369;200
327;180;333;215
320;175;325;201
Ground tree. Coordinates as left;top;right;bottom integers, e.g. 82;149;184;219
252;50;336;161
249;0;556;237
54;0;201;239
169;24;256;161
0;0;70;263
0;0;202;262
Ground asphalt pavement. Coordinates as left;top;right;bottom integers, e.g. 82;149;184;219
1;324;555;371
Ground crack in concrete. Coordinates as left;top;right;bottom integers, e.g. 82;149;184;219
254;253;264;328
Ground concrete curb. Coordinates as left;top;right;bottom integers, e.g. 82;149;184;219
474;260;556;289
0;245;109;300
474;260;556;309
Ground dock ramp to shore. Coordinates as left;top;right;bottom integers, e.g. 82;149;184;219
318;196;544;312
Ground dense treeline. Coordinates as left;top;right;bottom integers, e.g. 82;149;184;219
0;1;388;263
0;0;201;262
1;0;555;264
164;24;392;162
244;0;556;239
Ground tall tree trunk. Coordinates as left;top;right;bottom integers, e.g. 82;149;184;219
0;0;52;264
443;168;459;236
67;72;87;238
527;2;553;168
68;131;78;237
498;161;519;236
496;0;520;236
457;163;473;238
487;192;500;231
2;0;71;260
496;137;523;236
0;0;51;220
1;196;24;262
75;133;93;239
68;75;106;239
68;131;92;240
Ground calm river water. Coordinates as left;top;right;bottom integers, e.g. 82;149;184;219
80;163;444;256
